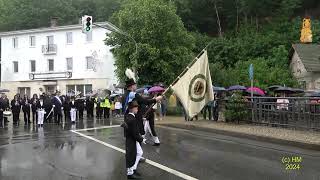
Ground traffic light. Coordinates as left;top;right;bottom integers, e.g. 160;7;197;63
82;15;93;33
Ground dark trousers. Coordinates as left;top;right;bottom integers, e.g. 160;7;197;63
13;111;20;124
54;110;62;124
32;111;37;124
87;108;94;118
0;111;3;126
96;107;102;118
212;106;219;121
103;108;110;119
203;105;212;120
45;108;53;123
23;110;31;123
64;110;70;122
148;117;157;136
78;109;84;119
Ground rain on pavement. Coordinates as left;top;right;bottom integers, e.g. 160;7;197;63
0;117;319;180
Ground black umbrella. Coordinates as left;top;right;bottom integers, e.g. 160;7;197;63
305;92;320;97
291;88;304;93
274;87;304;94
267;85;282;91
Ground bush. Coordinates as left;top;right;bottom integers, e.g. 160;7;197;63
224;93;250;122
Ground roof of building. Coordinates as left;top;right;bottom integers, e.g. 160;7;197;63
291;44;320;72
0;22;109;37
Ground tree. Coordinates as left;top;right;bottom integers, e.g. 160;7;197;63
106;0;195;85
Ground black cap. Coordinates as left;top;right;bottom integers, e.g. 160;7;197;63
125;78;136;88
128;101;139;109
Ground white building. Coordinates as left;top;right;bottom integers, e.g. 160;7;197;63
0;21;117;99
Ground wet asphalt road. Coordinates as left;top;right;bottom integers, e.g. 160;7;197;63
0;116;319;180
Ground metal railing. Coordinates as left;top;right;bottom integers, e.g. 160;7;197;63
224;97;320;130
42;44;57;54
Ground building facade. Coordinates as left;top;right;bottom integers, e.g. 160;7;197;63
0;22;117;99
290;44;320;90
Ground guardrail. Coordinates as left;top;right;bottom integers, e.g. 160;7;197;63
224;97;320;130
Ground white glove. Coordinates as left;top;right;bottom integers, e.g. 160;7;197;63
142;139;147;144
61;107;64;110
155;96;163;102
53;105;56;107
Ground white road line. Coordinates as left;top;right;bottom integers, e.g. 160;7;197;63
74;125;121;132
70;130;198;180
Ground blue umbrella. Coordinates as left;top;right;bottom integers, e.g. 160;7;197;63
227;85;246;91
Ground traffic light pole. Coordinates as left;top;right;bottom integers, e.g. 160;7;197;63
93;22;138;75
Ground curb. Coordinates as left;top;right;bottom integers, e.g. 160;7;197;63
158;123;320;151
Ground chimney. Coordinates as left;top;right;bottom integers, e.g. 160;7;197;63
50;17;58;27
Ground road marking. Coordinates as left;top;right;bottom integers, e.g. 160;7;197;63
70;129;198;180
74;125;121;132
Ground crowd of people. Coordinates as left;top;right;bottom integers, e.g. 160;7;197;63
0;91;125;127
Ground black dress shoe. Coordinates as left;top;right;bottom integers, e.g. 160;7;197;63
139;158;146;163
133;170;141;176
127;174;141;179
153;143;160;146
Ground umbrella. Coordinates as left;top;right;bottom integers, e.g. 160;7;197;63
274;87;295;94
267;85;282;91
136;88;146;94
148;86;165;93
291;88;304;93
143;85;152;89
227;85;246;91
115;82;125;89
305;92;320;97
0;88;10;93
213;86;226;92
246;87;265;96
110;93;120;98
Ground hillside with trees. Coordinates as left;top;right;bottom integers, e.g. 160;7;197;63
0;0;319;88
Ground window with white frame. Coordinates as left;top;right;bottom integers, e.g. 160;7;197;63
86;56;94;70
66;32;73;44
66;84;92;95
30;60;36;72
48;59;54;71
13;61;18;72
66;57;73;71
13;37;18;48
30;36;36;47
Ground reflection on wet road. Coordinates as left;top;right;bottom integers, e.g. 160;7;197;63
0;118;319;180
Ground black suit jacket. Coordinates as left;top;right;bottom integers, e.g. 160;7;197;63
69;101;77;109
125;113;143;168
36;101;46;110
52;96;62;111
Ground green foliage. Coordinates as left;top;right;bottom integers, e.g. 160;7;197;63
225;93;249;122
106;0;195;85
0;0;121;31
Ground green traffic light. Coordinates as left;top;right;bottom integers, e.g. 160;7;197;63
86;27;91;31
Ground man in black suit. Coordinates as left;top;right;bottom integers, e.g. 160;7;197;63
124;101;146;179
52;91;63;124
76;94;85;119
0;94;7;126
86;96;94;118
